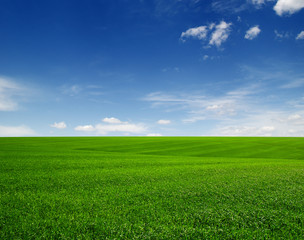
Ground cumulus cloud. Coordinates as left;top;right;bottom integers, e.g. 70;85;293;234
296;31;304;40
102;117;123;124
0;125;36;137
74;117;147;135
0;77;27;111
245;26;261;40
209;21;232;47
74;125;95;132
157;119;171;125
181;21;232;48
274;0;304;16
180;26;209;41
50;121;67;129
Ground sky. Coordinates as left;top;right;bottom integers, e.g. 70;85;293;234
0;0;304;137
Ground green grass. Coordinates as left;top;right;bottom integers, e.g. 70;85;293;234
1;137;304;239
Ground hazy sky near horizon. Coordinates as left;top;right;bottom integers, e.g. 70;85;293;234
1;0;304;136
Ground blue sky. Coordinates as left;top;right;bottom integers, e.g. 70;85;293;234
1;0;304;136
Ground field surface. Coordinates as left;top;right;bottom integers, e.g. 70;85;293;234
1;137;304;239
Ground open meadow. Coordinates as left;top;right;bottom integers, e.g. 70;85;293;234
1;137;304;239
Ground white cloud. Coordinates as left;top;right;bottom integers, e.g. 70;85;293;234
296;31;304;40
274;0;304;16
0;125;36;137
260;126;275;132
144;85;256;123
211;110;304;137
180;26;209;41
61;84;82;96
252;0;266;5
157;119;171;125
209;21;232;47
60;84;104;97
75;118;147;135
214;125;275;136
95;123;146;135
50;121;67;129
288;114;301;120
274;30;290;39
286;114;304;125
211;0;248;13
162;67;180;73
0;77;27;111
102;117;123;124
74;125;95;132
181;21;232;48
206;104;221;110
144;64;304;136
146;133;162;136
145;89;304;136
280;78;304;88
251;0;274;7
245;26;261;40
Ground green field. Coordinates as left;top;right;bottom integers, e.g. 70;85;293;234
1;137;304;239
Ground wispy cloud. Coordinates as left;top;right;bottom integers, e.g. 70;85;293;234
0;77;28;111
181;21;232;48
214;125;275;136
61;84;82;96
60;84;103;97
50;121;67;129
251;0;275;8
211;111;304;136
296;31;304;40
274;30;290;39
252;0;266;5
144;62;304;136
280;78;304;88
274;0;304;16
211;0;248;13
0;125;36;137
75;117;147;135
162;67;180;73
144;84;258;123
152;0;202;17
212;0;304;17
245;26;261;40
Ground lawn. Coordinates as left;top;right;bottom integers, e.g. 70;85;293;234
1;137;304;239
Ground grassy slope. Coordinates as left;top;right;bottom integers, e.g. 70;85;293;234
0;137;304;239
